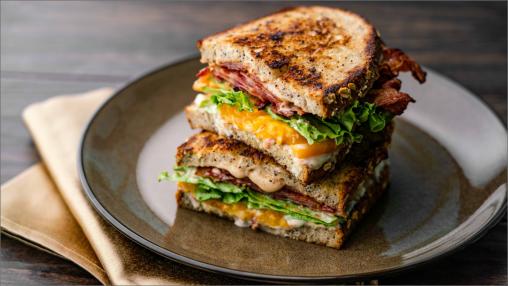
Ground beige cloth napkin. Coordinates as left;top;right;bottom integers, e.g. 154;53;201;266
0;88;244;285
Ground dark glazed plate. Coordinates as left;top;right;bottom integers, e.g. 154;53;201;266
79;57;507;282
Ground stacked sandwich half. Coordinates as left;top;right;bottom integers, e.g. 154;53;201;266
160;6;426;248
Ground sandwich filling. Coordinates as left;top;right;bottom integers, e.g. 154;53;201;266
191;46;424;166
192;68;390;161
160;160;389;229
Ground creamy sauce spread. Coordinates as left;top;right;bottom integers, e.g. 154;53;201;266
213;157;286;193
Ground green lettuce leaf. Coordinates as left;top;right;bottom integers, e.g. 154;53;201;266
266;101;391;145
162;166;342;226
195;186;222;201
200;87;253;112
196;76;391;145
266;108;359;145
243;189;339;225
157;171;171;182
168;166;244;193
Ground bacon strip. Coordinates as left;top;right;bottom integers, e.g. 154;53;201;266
366;47;426;115
196;66;210;78
196;167;261;192
380;47;427;84
369;86;415;115
212;64;304;117
198;47;425;117
196;167;337;214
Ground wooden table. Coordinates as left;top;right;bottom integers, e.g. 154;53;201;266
1;2;506;284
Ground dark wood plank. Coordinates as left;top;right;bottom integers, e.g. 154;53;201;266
1;235;99;285
1;1;506;285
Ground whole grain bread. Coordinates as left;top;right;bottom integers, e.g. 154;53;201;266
198;6;382;118
177;162;389;249
176;128;391;216
185;104;352;184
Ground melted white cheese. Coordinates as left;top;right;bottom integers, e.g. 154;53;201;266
188;194;201;209
284;216;306;228
234;218;251;227
294;152;334;170
345;159;389;214
374;160;389;181
193;93;217;114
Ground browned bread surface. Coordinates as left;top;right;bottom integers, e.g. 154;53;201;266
176;125;392;215
198;6;382;117
185;104;351;184
176;163;389;249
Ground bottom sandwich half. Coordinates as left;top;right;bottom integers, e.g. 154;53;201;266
164;130;391;249
176;168;388;249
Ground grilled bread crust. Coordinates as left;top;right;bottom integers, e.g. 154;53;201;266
198;6;382;118
177;163;389;249
185;104;351;185
176;128;391;216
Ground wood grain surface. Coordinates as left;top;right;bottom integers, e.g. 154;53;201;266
1;1;506;285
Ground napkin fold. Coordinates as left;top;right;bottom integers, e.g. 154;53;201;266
1;89;243;285
1;164;109;284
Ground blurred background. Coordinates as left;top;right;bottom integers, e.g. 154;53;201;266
1;1;506;285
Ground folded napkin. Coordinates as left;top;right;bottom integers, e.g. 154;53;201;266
1;89;244;285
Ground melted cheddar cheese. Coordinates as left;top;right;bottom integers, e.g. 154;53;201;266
219;104;305;145
179;182;289;228
220;105;337;158
290;140;338;158
193;74;338;159
206;200;289;228
179;182;195;191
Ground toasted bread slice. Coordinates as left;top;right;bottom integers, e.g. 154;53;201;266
185;103;351;184
198;6;382;118
176;130;391;217
176;161;389;249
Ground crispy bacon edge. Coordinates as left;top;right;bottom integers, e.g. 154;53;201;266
195;46;426;117
211;64;305;117
367;47;427;115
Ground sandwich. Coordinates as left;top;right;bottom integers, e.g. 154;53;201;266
186;6;425;184
160;6;426;249
161;128;391;248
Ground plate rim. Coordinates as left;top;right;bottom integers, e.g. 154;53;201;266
78;55;507;282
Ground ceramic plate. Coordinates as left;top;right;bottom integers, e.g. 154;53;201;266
79;57;507;282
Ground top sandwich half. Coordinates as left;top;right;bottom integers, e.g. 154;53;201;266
197;6;426;117
188;6;426;184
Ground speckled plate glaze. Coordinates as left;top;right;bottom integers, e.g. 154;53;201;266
79;57;507;282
